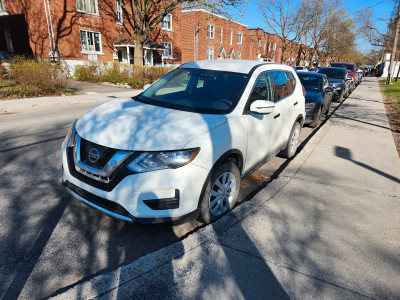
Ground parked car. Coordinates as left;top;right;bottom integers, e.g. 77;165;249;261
297;72;333;127
294;66;309;72
329;62;357;92
316;67;351;103
309;67;319;72
62;60;306;224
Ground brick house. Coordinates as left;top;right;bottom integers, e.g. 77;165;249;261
244;28;282;62
0;0;313;71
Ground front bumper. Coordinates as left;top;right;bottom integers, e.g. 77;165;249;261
61;139;209;223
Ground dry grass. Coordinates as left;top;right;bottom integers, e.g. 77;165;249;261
379;79;400;157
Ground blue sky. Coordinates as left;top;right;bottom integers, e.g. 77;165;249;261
236;0;395;53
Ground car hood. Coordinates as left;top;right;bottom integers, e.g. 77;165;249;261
76;98;227;151
305;91;322;103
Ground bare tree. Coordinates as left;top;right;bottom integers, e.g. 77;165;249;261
356;8;388;47
257;0;313;64
98;0;245;66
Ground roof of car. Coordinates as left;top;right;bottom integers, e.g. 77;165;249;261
296;71;325;77
318;67;346;71
180;60;291;74
330;62;356;66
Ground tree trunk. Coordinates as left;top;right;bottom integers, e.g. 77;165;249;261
134;41;144;66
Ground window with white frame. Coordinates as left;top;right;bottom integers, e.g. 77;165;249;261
162;42;173;58
258;38;261;48
268;41;271;51
236;52;241;59
230;30;233;45
206;47;214;60
0;0;6;13
76;0;98;14
273;42;276;51
80;30;101;52
116;0;123;24
264;40;266;51
220;27;223;43
161;14;172;31
237;33;242;44
207;25;214;39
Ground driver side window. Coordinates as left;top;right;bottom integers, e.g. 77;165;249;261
248;72;274;104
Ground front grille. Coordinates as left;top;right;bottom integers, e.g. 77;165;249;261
80;138;117;169
64;181;134;219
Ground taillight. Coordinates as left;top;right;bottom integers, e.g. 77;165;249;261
302;85;306;97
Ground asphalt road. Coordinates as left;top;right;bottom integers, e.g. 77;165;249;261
0;97;338;299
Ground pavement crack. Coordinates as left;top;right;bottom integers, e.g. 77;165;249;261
219;242;376;300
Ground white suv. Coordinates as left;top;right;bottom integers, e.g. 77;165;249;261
62;60;305;224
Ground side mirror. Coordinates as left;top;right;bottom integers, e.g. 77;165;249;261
249;100;275;114
143;84;151;90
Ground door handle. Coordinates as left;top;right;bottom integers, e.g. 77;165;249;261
294;101;298;106
274;113;280;119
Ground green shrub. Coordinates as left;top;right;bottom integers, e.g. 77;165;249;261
0;57;67;99
73;62;173;88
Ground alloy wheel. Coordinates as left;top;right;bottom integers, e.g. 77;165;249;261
209;172;237;216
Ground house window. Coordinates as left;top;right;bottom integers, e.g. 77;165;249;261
80;30;101;52
206;47;214;60
258;38;261;48
161;14;172;31
0;0;6;13
230;30;233;45
264;40;266;51
220;27;223;43
76;0;98;14
4;30;13;52
162;42;173;58
273;42;276;51
236;52;241;59
207;25;214;39
237;33;242;44
116;0;123;24
268;42;271;52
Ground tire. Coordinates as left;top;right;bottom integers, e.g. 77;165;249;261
337;90;344;103
197;161;241;224
309;108;321;128
279;121;301;159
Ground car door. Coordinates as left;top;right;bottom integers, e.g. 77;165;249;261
244;72;283;171
271;70;295;145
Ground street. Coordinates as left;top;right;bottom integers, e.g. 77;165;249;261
1;93;336;299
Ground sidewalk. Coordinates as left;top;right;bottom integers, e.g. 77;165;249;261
53;77;400;299
0;83;142;113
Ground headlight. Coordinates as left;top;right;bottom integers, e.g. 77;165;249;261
126;148;200;173
305;102;316;109
66;120;77;148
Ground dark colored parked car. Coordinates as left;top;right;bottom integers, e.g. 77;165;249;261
316;67;350;103
329;62;357;92
297;72;333;127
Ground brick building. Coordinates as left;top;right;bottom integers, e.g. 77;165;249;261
244;28;282;62
0;0;314;71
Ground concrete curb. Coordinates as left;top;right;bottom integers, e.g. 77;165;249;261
0;90;142;113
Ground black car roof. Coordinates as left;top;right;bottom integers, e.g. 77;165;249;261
297;71;325;77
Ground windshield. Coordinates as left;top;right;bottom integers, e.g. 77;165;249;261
297;74;322;92
317;68;345;80
330;63;355;72
138;68;249;114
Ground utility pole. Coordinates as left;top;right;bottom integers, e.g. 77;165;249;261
387;4;400;84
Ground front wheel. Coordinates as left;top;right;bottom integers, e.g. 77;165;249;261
279;121;301;158
309;108;321;128
197;161;241;224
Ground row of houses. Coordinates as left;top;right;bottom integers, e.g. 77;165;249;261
0;0;314;72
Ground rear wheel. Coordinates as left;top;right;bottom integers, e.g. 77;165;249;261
197;161;241;224
309;108;321;128
279;121;301;158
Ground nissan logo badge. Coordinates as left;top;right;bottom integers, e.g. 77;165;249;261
88;148;100;163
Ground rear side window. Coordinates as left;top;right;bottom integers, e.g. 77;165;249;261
248;72;274;103
287;72;296;90
272;71;293;101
